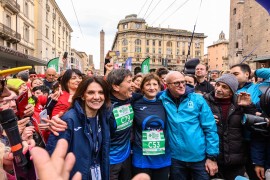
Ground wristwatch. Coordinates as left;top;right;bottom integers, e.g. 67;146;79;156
207;155;217;162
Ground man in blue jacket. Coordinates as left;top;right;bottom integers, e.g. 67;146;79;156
230;64;270;110
159;71;219;180
230;64;270;180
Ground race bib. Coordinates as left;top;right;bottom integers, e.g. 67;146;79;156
90;164;101;180
113;104;134;131
142;130;165;155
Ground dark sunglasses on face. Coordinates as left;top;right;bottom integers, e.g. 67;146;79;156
167;81;186;87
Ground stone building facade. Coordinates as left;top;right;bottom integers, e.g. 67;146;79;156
77;51;90;73
0;0;46;67
111;14;206;74
229;0;270;68
34;0;73;72
207;31;229;72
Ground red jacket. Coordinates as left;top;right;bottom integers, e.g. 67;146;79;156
32;95;50;143
51;91;71;117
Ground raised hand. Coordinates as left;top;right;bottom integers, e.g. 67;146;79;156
30;139;81;180
237;92;252;106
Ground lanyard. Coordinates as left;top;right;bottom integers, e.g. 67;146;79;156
88;115;101;162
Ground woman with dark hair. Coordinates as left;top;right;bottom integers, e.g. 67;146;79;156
132;74;143;93
51;69;83;117
46;76;112;179
184;74;197;88
132;73;171;180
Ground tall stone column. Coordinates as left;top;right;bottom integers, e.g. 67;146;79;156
100;29;105;75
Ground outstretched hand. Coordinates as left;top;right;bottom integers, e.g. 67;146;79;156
43;113;67;136
30;139;81;180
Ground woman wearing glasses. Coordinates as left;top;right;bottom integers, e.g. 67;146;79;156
132;73;171;180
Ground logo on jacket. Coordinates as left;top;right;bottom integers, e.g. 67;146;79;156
140;106;147;111
188;101;194;109
74;127;82;131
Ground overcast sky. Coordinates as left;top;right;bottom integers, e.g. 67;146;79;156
55;0;230;69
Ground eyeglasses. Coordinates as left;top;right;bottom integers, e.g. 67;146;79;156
167;81;186;87
47;74;55;77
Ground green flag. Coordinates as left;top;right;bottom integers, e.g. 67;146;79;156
141;57;150;74
47;57;59;73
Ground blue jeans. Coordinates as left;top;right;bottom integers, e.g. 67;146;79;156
170;158;210;180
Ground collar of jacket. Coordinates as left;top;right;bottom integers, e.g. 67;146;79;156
240;82;253;90
198;80;208;86
204;91;238;105
166;85;194;105
73;100;112;126
110;93;132;104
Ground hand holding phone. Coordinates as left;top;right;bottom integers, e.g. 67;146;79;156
39;109;48;124
16;91;28;119
52;81;60;93
63;52;68;59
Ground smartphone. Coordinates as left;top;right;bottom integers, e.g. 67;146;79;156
39;109;47;124
16;91;28;119
104;58;111;75
63;52;68;59
52;81;60;92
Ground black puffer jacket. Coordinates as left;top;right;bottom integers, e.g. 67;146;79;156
204;92;257;166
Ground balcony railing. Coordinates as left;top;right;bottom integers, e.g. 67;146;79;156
0;23;21;43
0;0;20;14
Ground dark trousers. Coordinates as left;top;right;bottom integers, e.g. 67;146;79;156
133;166;170;180
110;156;131;180
245;142;260;180
216;165;245;180
169;158;210;180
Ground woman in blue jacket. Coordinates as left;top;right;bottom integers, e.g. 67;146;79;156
132;73;171;180
46;76;112;180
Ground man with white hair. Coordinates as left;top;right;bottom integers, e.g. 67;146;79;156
159;71;219;180
44;67;57;90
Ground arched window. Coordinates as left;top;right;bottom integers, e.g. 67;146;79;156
166;41;172;47
235;42;239;48
135;39;141;45
237;23;241;29
233;8;236;15
122;39;128;46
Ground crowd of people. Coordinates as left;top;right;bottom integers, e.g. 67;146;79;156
0;54;269;180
